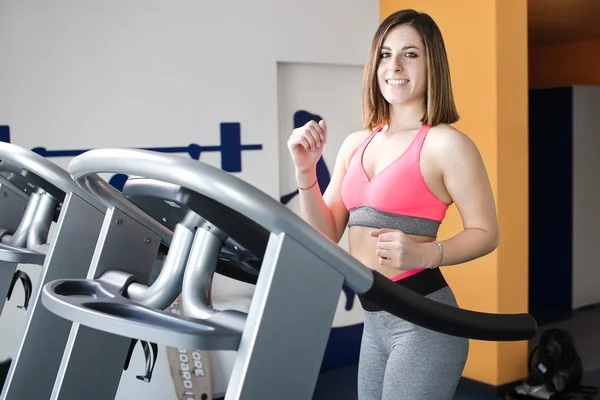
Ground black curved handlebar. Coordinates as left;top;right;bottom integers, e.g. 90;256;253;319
362;271;537;341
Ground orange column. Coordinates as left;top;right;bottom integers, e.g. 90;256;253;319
379;0;529;387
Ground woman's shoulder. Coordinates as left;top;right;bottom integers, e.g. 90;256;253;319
345;127;373;147
339;128;373;166
425;124;485;172
427;123;479;154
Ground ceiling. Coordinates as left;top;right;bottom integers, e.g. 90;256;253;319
528;0;600;45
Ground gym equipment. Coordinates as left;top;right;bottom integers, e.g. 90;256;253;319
0;142;170;400
0;172;33;313
40;148;538;400
0;142;106;400
0;153;73;314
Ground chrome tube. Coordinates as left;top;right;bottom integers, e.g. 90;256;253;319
27;191;58;249
125;223;193;309
2;191;41;247
181;222;227;320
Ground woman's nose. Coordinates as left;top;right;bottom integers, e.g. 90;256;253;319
388;55;404;72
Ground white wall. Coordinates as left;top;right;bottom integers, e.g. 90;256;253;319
277;61;365;324
572;85;600;309
0;1;380;398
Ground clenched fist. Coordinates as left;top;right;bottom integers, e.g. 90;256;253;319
371;228;437;271
287;120;327;173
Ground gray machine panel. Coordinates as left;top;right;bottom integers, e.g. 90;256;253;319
0;176;30;237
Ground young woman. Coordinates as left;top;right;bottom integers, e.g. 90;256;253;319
287;8;499;400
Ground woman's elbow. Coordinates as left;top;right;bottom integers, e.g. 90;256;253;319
487;226;499;254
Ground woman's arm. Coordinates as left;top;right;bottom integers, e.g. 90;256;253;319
295;128;364;243
422;125;499;268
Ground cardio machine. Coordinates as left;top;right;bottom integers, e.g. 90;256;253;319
0;156;63;314
0;142;170;400
31;147;538;400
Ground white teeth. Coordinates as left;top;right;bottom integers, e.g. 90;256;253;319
387;79;408;85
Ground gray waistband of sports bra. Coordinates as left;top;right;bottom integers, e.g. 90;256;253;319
348;206;440;237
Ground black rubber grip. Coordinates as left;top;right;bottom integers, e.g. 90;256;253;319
360;270;537;341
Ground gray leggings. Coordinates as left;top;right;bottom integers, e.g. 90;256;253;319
357;286;469;400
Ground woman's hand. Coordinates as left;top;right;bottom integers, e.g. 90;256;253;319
287;120;327;173
370;228;440;270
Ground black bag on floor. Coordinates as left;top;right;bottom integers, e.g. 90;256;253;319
506;328;597;399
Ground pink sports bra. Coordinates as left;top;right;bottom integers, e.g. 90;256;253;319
341;124;449;238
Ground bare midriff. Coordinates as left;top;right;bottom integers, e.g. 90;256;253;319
347;226;436;279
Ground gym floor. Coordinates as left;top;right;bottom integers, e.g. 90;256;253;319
313;304;600;399
313;367;600;399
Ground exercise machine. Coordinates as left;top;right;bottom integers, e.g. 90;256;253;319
0;141;108;400
0;143;102;315
38;148;538;400
0;142;170;400
0;170;34;314
0;156;61;314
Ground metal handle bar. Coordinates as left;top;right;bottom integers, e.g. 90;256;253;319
125;223;194;309
67;148;537;341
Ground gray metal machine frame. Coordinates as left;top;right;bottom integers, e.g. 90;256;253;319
35;148;536;400
1;193;106;400
0;142;111;400
0;175;30;314
0;142;195;400
41;204;338;400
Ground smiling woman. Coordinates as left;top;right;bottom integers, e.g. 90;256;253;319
287;8;500;400
362;10;459;130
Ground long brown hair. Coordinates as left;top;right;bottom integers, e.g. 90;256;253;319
361;9;459;130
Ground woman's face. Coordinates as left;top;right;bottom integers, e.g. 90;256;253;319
377;24;427;107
